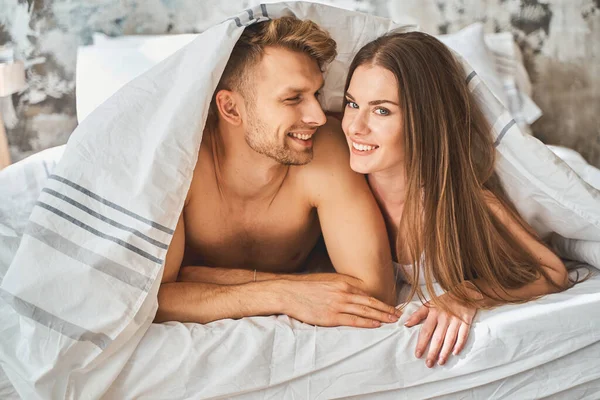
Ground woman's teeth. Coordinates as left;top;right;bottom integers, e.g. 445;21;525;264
352;142;378;151
289;132;311;140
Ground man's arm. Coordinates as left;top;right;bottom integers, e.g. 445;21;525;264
156;214;400;325
155;214;283;323
303;117;397;304
178;265;376;288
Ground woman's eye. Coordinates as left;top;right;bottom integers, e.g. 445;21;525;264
314;91;321;99
374;107;390;116
346;101;358;109
286;96;301;102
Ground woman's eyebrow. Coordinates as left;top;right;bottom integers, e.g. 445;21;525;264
345;92;398;106
368;99;399;106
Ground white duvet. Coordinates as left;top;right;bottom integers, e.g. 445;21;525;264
1;2;600;399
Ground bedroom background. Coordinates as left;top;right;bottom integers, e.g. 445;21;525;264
0;0;598;167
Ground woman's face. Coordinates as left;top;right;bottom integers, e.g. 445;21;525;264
342;64;405;175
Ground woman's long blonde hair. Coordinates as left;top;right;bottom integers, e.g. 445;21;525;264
344;32;569;314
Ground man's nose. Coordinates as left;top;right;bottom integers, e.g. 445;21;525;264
303;97;327;127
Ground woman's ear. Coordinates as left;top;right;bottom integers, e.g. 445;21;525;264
215;89;243;126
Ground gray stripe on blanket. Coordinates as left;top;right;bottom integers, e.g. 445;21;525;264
48;175;174;235
494;119;516;147
25;221;152;291
36;201;164;264
42;188;169;250
0;288;112;349
466;70;477;84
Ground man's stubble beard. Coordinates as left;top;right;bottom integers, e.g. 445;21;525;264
244;102;313;166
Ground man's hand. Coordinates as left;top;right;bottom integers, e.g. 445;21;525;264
279;280;402;328
404;295;477;367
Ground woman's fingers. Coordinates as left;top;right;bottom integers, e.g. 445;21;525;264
405;304;429;327
438;319;460;365
415;310;438;359
453;321;471;355
425;316;450;368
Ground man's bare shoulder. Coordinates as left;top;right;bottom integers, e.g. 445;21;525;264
305;116;351;172
298;116;366;203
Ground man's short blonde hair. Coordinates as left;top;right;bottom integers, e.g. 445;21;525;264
207;16;337;126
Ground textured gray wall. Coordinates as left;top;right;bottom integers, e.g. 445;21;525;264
1;0;599;166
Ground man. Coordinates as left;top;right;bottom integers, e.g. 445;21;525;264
156;16;400;327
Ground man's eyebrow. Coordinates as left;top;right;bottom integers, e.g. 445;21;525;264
282;82;325;95
345;92;398;106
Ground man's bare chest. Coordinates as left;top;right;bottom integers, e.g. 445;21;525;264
182;194;321;272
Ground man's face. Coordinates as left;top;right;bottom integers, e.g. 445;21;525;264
242;46;327;166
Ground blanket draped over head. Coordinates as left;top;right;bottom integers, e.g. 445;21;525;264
0;2;598;399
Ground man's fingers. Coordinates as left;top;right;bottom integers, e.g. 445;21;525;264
415;311;438;359
425;317;449;368
342;303;399;323
453;322;471;355
405;304;429;327
335;313;382;329
347;294;402;317
438;320;460;365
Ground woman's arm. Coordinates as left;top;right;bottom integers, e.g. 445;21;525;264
405;192;570;368
474;193;570;306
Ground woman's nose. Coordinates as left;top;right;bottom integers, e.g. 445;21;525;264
347;111;369;136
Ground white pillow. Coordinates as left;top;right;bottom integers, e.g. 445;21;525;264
437;23;508;106
484;31;541;129
438;23;542;132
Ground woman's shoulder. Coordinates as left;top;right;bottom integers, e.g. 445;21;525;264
482;189;506;218
481;189;532;237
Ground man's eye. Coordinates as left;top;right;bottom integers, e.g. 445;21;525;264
314;91;321;98
286;96;301;102
374;107;390;116
345;101;358;109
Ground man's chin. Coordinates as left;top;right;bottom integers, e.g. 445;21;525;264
275;149;314;166
282;154;313;166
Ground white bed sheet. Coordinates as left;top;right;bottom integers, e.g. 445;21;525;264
99;268;600;399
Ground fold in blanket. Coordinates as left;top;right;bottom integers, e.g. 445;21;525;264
1;2;599;399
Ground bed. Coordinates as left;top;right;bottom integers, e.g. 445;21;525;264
1;2;600;399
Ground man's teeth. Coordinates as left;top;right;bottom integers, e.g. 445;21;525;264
289;132;312;140
352;142;378;151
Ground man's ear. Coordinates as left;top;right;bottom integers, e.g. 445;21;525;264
215;89;243;126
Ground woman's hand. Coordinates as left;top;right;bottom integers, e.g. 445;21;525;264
404;294;477;367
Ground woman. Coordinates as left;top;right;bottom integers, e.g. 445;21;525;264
341;32;572;368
